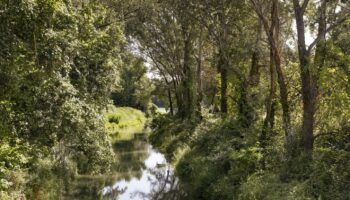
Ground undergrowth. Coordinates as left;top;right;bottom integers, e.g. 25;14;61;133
105;106;146;141
150;114;350;200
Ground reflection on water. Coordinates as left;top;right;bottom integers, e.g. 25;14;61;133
66;133;185;200
134;167;187;200
103;148;168;200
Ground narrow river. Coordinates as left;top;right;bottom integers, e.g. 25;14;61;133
66;133;183;200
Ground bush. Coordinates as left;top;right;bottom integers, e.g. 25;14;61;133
150;114;263;200
105;106;146;141
238;172;312;200
308;127;350;200
108;115;120;124
150;114;350;199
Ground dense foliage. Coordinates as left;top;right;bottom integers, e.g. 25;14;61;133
105;106;146;141
1;0;350;199
111;53;154;111
0;0;128;198
150;114;350;200
143;0;350;199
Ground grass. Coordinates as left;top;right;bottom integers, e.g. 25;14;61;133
104;105;146;141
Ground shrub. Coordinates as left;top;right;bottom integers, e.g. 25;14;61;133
108;115;120;124
105;106;146;141
238;172;312;200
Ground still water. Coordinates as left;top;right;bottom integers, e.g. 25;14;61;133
67;133;184;200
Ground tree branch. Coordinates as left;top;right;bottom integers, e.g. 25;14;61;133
308;11;350;52
301;0;310;13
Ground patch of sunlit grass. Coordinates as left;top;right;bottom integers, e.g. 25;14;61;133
104;106;146;141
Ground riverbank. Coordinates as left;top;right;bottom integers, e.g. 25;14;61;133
149;114;350;200
25;107;180;200
105;106;147;141
66;106;183;199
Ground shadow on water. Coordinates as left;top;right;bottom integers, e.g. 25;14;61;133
63;133;185;200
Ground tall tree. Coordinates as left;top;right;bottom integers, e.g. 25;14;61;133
292;0;350;157
251;0;292;140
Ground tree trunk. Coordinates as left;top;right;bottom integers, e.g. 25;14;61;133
270;0;291;138
218;9;228;115
182;24;195;119
196;28;204;118
252;0;291;138
262;47;277;141
249;20;262;86
238;79;253;128
303;0;327;155
218;47;228;114
167;87;174;116
292;0;319;157
220;64;228;114
173;80;183;117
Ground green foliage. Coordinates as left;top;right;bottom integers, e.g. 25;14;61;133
150;114;195;157
108;115;121;124
150;114;263;200
105;106;146;141
1;0;350;198
309;127;350;200
0;0;124;197
239;173;312;200
175;121;260;200
0;141;28;199
111;54;154;111
151;113;350;199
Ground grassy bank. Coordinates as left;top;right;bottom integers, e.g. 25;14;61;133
150;114;350;200
105;106;147;141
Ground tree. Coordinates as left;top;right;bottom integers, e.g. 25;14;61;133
250;0;292;140
0;0;124;185
111;53;153;111
292;0;350;157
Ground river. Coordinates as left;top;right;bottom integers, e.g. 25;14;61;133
65;133;184;200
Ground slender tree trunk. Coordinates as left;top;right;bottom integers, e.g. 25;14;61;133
196;28;204;118
218;9;228;114
167;88;174;116
210;86;218;112
182;24;195;119
260;47;277;169
162;76;174;116
272;42;291;138
218;48;228;114
249;20;262;86
173;80;182;117
252;0;291;138
314;0;327;99
262;48;277;141
153;63;177;116
249;52;260;86
220;64;228;114
238;79;253;128
270;0;291;138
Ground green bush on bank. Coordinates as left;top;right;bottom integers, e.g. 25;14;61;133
0;142;27;199
150;115;262;200
105;106;147;141
238;172;311;200
150;114;350;200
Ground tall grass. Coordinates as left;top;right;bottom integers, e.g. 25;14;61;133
104;106;146;141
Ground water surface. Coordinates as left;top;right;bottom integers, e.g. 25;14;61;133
67;133;183;200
